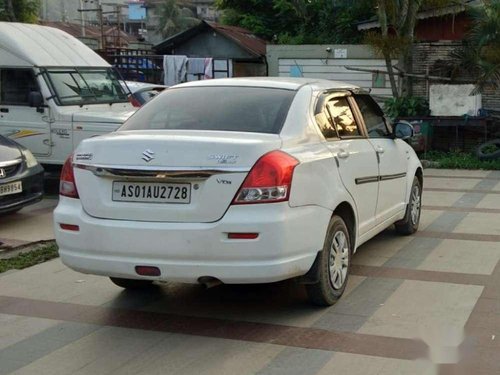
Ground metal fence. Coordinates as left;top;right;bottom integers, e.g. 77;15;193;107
99;48;164;84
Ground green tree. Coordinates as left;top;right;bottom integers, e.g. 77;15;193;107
0;0;39;23
451;0;500;93
216;0;374;44
366;0;464;97
156;0;200;38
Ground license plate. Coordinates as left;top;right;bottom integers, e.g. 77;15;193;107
112;182;191;204
0;181;22;197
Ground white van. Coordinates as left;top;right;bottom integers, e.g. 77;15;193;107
0;22;136;166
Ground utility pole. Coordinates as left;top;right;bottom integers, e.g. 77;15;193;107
79;0;86;37
116;4;121;48
102;3;128;49
78;1;105;50
99;3;105;50
78;2;127;50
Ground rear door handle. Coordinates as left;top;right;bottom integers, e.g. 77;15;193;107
376;146;385;154
338;150;350;159
0;108;8;113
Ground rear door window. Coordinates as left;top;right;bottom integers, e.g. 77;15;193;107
314;106;338;139
326;97;361;138
355;95;391;137
121;86;296;134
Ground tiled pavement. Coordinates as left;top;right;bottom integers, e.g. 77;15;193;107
0;168;499;375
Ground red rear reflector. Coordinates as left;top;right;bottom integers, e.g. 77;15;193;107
227;233;259;240
59;223;80;231
135;266;161;276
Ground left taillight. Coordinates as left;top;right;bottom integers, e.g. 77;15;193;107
60;155;79;199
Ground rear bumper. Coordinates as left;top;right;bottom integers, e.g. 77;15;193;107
54;198;331;284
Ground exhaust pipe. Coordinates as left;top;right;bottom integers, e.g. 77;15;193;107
198;276;223;289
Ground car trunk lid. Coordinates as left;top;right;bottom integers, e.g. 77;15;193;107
74;130;282;222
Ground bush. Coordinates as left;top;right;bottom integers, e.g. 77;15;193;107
422;151;500;170
384;97;430;119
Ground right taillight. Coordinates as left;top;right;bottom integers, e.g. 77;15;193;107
60;155;79;199
232;150;299;205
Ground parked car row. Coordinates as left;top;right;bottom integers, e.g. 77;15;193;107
0;23;423;307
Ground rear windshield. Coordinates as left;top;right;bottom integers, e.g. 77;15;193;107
120;86;296;134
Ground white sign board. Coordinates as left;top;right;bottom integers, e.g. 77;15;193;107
334;49;347;59
430;84;482;116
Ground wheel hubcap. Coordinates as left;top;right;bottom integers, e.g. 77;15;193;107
410;185;421;226
329;231;349;290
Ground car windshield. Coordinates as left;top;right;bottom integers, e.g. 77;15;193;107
46;68;128;105
120;86;296;134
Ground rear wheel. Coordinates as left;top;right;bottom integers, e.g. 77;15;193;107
395;176;421;235
306;215;352;306
109;277;155;289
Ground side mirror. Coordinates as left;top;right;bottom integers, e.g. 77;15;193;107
28;91;43;108
393;121;414;140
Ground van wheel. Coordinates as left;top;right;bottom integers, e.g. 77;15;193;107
109;277;155;289
306;215;352;306
395;176;421;235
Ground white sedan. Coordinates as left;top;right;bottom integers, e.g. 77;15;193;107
54;78;422;306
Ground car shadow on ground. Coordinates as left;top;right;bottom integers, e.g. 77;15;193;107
101;228;402;323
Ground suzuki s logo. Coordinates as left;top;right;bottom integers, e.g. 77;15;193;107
142;149;155;162
0;168;5;179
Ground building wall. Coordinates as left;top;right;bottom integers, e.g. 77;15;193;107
412;42;460;98
190;0;220;21
40;0;128;23
233;61;267;77
267;44;398;98
145;0;219;45
412;41;500;115
415;14;470;41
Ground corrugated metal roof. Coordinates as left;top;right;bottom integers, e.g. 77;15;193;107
155;21;268;58
0;22;109;67
39;21;136;46
357;0;481;31
206;22;267;56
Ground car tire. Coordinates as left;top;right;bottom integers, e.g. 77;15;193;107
395;176;422;235
306;215;352;306
109;277;155;289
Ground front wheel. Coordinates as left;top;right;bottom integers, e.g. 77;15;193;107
306;215;352;306
395;176;422;235
109;277;155;289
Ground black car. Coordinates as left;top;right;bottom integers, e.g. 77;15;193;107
0;135;44;215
